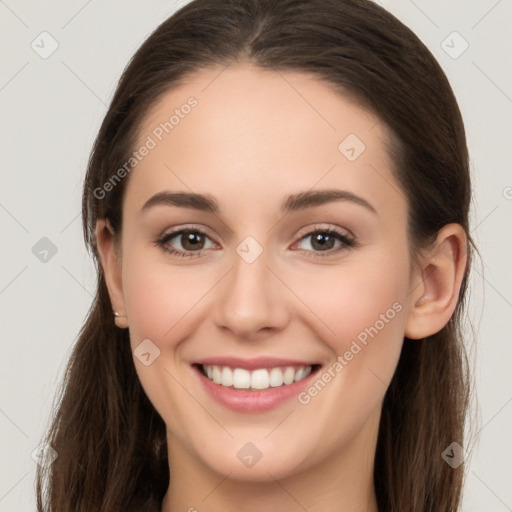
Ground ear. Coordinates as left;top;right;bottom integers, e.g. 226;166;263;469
404;223;468;340
96;219;128;329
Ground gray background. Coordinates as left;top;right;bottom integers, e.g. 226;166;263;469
0;0;510;510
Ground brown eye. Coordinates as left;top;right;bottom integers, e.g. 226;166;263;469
309;232;337;251
179;231;206;251
156;228;216;258
295;227;356;258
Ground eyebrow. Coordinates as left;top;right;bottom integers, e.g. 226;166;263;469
140;189;377;215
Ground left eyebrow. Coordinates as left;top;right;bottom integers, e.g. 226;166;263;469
281;189;377;215
139;189;377;215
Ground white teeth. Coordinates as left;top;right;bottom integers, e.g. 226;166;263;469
221;366;233;387
202;364;313;390
212;366;221;384
232;368;251;389
283;367;295;385
251;369;269;390
269;367;284;387
294;366;311;382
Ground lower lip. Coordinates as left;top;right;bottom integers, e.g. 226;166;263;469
194;365;319;413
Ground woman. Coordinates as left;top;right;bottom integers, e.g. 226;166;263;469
36;0;473;510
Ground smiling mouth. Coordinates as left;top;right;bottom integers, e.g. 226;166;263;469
195;364;321;391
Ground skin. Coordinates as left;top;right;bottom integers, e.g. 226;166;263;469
96;62;467;512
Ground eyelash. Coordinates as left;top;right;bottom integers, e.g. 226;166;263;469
154;225;357;260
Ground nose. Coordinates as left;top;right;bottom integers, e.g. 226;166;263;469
213;245;290;340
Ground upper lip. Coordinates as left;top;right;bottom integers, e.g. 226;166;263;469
193;356;319;370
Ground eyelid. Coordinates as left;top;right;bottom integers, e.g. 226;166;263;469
158;223;355;242
291;224;357;259
155;223;356;258
295;223;355;240
156;224;219;250
159;223;217;241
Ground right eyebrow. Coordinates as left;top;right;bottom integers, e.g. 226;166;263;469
140;191;220;215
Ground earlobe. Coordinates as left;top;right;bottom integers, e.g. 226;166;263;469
95;219;129;329
404;224;468;340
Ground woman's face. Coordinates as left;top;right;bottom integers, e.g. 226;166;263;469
113;62;416;481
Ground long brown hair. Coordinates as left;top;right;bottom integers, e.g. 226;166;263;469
36;0;474;510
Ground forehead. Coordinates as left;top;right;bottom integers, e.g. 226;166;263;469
127;62;403;216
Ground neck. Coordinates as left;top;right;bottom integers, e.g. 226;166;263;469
161;420;379;512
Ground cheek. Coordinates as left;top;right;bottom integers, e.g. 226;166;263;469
301;258;408;345
122;249;206;343
287;262;408;458
119;248;208;425
298;250;409;397
333;275;405;350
